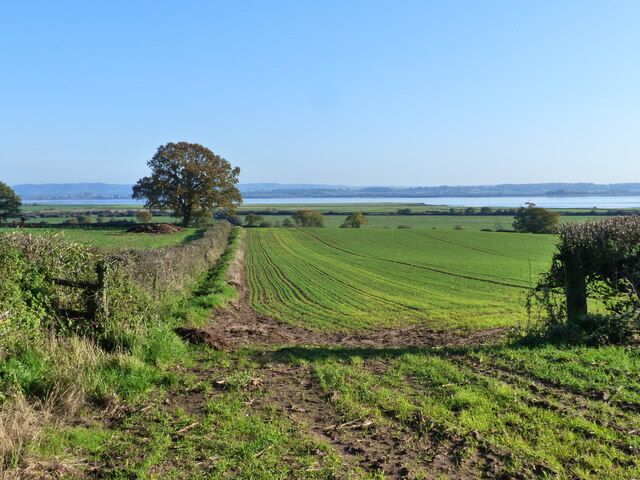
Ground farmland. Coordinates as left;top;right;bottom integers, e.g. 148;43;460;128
3;222;640;479
246;228;556;330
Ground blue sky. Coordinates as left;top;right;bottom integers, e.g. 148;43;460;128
1;1;639;186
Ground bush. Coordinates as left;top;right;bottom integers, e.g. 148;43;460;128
527;216;640;345
0;233;97;354
538;313;639;346
136;210;153;223
0;222;233;354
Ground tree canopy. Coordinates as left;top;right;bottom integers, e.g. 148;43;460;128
513;203;560;234
340;211;367;228
0;182;21;223
292;210;324;227
132;142;241;227
245;213;263;227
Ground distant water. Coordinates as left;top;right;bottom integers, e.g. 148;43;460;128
25;198;146;206
24;196;640;209
245;196;640;209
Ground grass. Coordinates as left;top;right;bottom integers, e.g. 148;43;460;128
246;228;556;331
21;342;639;479
0;227;206;250
290;344;640;479
24;348;376;480
3;219;640;478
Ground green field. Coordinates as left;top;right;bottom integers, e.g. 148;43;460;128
0;227;205;250
5;219;640;479
246;228;556;331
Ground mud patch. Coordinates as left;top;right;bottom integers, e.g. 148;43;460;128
174;326;230;351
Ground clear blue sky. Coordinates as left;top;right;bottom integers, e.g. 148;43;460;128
1;1;639;186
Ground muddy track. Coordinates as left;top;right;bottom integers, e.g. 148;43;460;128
249;358;504;479
194;232;509;351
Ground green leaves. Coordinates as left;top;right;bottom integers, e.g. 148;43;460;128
0;182;21;224
132;142;242;227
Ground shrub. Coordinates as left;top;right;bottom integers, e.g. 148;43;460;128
527;216;640;345
0;233;97;354
136;210;153;223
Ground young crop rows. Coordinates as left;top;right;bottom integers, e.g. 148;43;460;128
246;228;556;331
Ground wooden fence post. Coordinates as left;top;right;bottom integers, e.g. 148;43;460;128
55;260;108;322
564;257;587;322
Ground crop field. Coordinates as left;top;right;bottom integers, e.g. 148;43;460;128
246;228;556;331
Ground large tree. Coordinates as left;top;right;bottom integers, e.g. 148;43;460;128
0;182;21;224
132;142;241;227
340;211;367;228
513;203;560;234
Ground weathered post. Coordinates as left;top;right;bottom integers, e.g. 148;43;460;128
564;256;587;322
88;260;109;321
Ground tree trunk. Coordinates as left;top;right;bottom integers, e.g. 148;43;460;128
182;208;191;227
564;258;587;322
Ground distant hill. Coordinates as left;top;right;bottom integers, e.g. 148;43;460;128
11;182;640;200
13;183;133;200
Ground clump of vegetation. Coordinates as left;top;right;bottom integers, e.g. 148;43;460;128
340;211;367;228
135;210;153;223
244;213;263;227
513;202;560;234
292;210;324;227
0;232;98;354
0;182;21;224
527;216;640;345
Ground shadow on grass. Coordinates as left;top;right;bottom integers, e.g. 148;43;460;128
181;228;207;244
248;343;504;366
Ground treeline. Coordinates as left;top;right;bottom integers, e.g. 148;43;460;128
15;208;166;220
237;207;640;217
